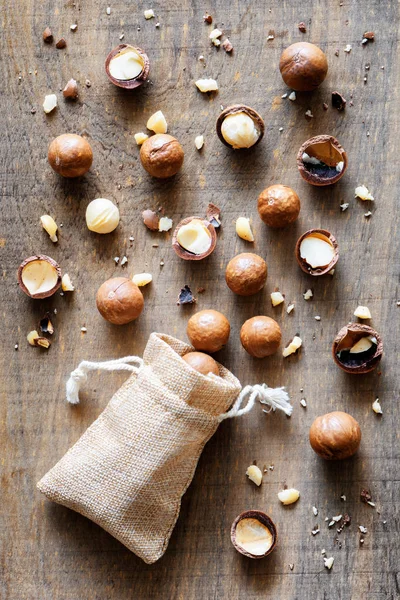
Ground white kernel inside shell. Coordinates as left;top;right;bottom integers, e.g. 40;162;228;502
109;48;144;80
177;220;212;255
21;260;58;296
221;112;259;149
235;518;273;556
300;233;335;269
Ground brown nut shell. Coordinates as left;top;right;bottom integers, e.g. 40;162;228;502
240;316;282;358
105;44;150;89
140;133;184;178
231;511;277;559
216;104;265;149
225;253;267;296
279;42;328;91
18;255;62;299
187;309;230;353
96;277;144;325
258;184;300;228
332;323;383;374
295;229;339;276
182;352;220;376
48;134;93;178
172;217;217;261
309;411;361;460
297;135;347;186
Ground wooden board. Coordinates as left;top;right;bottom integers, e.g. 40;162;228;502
1;0;399;598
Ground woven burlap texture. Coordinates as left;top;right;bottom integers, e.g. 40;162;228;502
37;332;242;564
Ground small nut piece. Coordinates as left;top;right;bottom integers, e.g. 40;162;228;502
195;135;204;150
246;465;263;486
277;488;300;505
271;291;284;306
61;273;75;291
140;134;184;178
324;557;334;570
257;185;300;228
332;323;383;374
279;42;328;91
96;277;144;325
63;79;78;99
158;217;173;232
296;229;339;276
225;253;267;296
146;110;168;134
132;273;152;287
372;398;383;414
48;134;93;178
231;511;277;559
172;217;217;261
43;27;53;43
236;217;254;241
282;335;302;357
216;105;264;149
40;215;58;242
240;316;281;358
309;411;361;460
86;198;120;234
355;185;374;201
134;132;149;145
18;255;61;299
187;309;230;353
195;78;218;92
182;352;219;376
142;209;159;231
354;305;371;319
105;45;149;89
297;135;347;186
43;94;57;114
27;330;40;346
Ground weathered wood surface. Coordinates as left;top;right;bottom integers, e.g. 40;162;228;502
1;0;399;598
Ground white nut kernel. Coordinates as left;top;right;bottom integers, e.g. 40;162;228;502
146;110;168;134
195;135;204;150
132;273;153;287
288;91;296;101
278;488;300;505
27;330;40;346
43;94;57;114
354;305;371;319
195;78;218;92
109;48;144;80
221;112;259;149
271;291;284;306
209;28;223;45
40;215;58;242
85;198;120;234
158;217;173;232
61;273;75;292
246;465;263;486
134;132;149;145
300;233;335;269
177;219;212;255
324;556;334;570
236;217;254;241
372;398;383;414
355;185;374;201
286;303;295;314
303;289;313;300
283;335;302;357
144;9;155;19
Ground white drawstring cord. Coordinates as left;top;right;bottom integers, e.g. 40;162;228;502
217;383;292;422
66;356;144;404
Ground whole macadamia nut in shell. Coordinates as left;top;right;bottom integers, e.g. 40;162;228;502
240;316;282;358
140;133;184;178
96;277;144;325
48;134;93;178
279;42;328;91
258;184;300;228
225;253;267;296
187;310;230;353
309;411;361;460
182;352;220;376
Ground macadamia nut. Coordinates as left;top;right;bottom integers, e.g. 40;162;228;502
278;488;300;505
177;219;212;255
109;47;144;80
221;112;260;149
86;198;120;234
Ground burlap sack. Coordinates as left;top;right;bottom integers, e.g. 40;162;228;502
37;333;242;564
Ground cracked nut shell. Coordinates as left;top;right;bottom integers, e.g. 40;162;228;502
297;135;347;186
295;229;339;276
258;184;300;228
48;134;93;178
309;411;361;460
140;134;184;178
225;253;267;296
18;255;62;299
279;42;328;91
231;510;277;559
216;104;265;149
105;44;150;89
187;309;230;353
240;316;282;358
172;217;217;261
96;277;144;325
332;323;383;374
182;352;220;376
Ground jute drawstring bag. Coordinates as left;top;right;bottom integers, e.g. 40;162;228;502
37;332;292;564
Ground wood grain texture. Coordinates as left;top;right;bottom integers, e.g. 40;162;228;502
1;0;399;598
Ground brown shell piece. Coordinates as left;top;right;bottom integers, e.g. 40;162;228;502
216;104;265;149
309;411;361;460
240;316;282;358
295;229;339;276
172;217;217;261
187;309;230;353
17;255;62;299
105;44;150;89
225;253;267;296
96;277;144;325
140;134;184;179
279;42;328;91
257;184;300;228
297;135;348;186
48;134;93;178
332;323;383;374
230;510;277;559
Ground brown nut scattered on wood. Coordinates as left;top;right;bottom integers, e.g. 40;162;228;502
43;27;53;43
187;309;230;353
63;78;78;99
140;134;184;178
48;134;93;178
231;511;277;559
309;411;361;460
332;323;383;374
105;44;149;89
295;229;339;276
216;105;265;149
297;135;347;186
96;277;144;325
225;253;267;296
182;352;220;376
257;184;300;228
240;316;282;358
18;255;61;299
172;217;217;261
279;42;328;91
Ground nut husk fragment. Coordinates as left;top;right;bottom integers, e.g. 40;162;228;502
63;78;78;99
206;203;221;229
216;104;265;149
332;323;383;374
142;209;160;231
172;217;217;261
18;255;62;299
43;27;53;43
295;229;339;276
105;44;150;89
297;135;347;186
177;285;197;305
231;511;277;559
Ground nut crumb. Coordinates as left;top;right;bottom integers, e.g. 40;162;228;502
55;38;66;49
195;78;218;92
120;256;128;267
303;289;313;300
144;9;155;19
114;257;120;265
314;316;321;321
222;38;233;53
344;44;352;53
312;506;318;516
300;398;307;407
305;109;313;120
286;303;295;314
324;556;334;570
288;91;296;101
355;185;374;201
372;398;383;414
298;22;307;32
340;203;349;211
246;464;263;486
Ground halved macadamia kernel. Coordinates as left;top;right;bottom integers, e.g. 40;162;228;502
278;488;300;505
18;256;61;299
109;47;144;80
216;105;264;149
146;110;168;134
297;136;347;186
332;323;383;374
296;229;339;276
231;511;277;559
172;217;217;261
